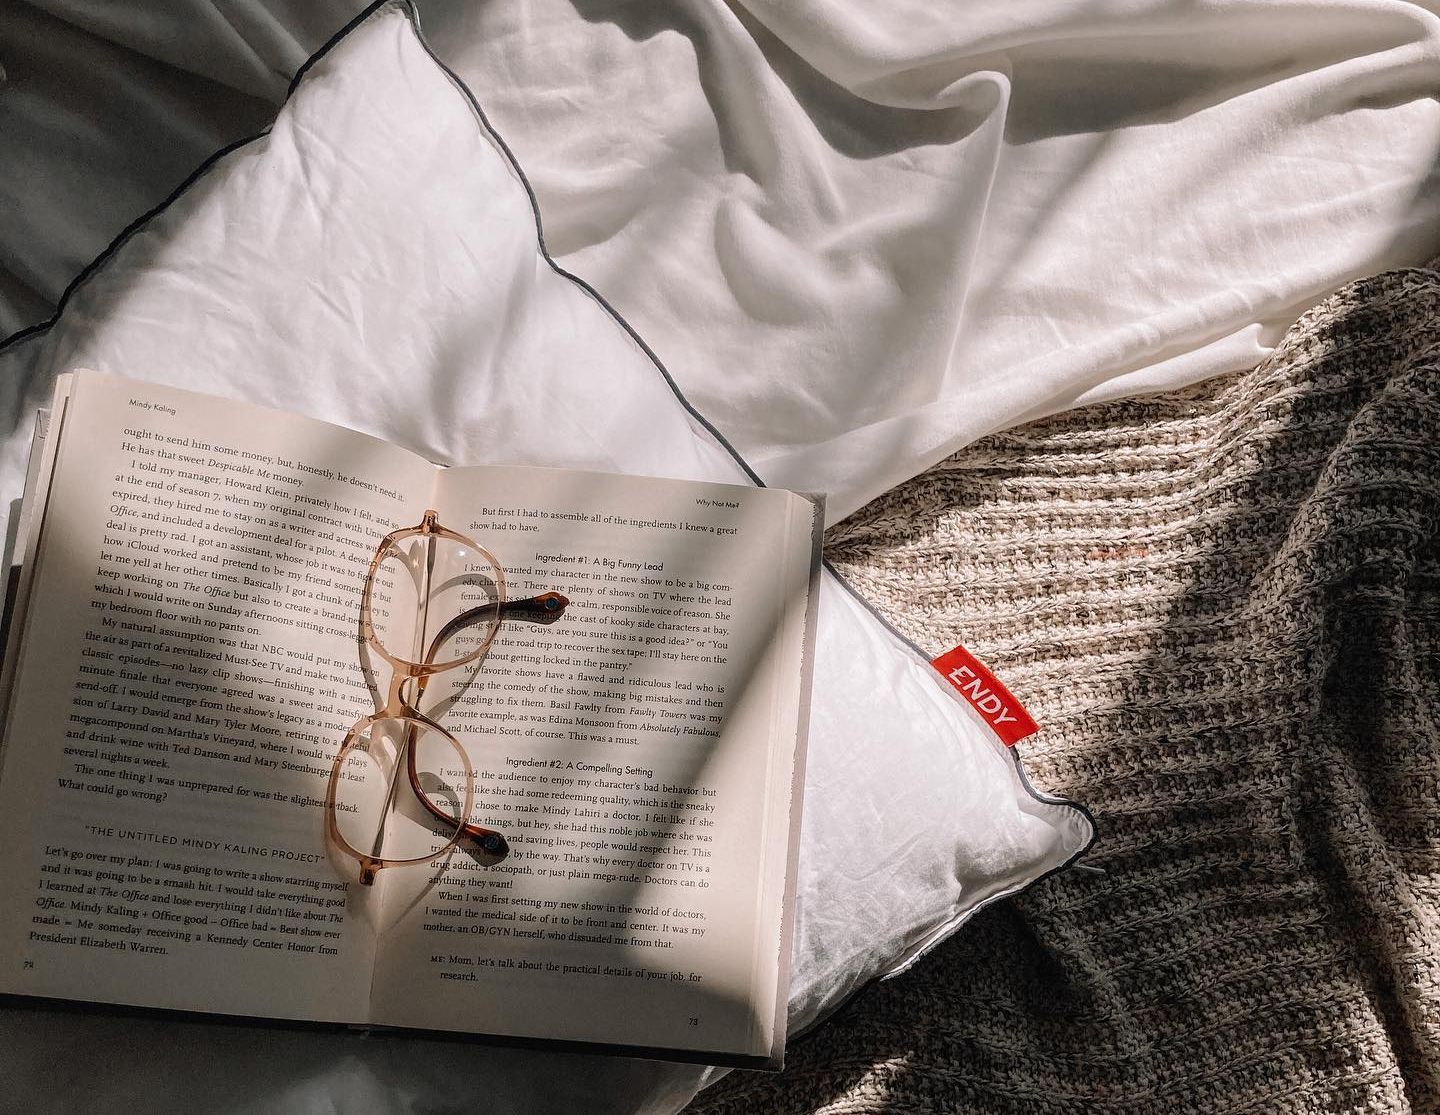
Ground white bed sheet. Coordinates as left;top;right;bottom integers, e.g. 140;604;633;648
4;0;1439;521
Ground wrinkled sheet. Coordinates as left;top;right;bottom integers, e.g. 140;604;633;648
4;1;1440;521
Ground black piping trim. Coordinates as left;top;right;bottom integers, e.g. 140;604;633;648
0;0;1098;1045
820;555;1097;844
779;562;1099;1048
0;126;272;358
400;5;763;486
287;0;393;95
0;0;402;359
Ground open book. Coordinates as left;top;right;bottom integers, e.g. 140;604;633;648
0;371;820;1068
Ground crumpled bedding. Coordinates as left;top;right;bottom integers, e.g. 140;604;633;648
5;1;1439;521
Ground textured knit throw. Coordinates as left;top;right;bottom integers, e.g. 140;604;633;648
694;267;1440;1113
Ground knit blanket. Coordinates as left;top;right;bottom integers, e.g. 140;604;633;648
692;267;1440;1113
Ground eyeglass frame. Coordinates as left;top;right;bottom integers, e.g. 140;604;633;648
325;509;566;886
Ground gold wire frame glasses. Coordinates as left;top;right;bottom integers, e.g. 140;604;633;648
325;510;566;886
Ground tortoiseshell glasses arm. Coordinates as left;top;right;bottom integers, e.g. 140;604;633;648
405;592;569;854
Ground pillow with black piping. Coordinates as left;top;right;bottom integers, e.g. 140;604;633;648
0;4;1092;1111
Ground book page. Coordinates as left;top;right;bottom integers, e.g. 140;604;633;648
0;372;434;1024
369;466;817;1063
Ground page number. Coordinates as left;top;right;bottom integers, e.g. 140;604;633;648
687;1017;698;1027
21;959;34;970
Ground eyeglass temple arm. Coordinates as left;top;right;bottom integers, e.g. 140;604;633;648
405;591;570;853
426;591;570;658
414;592;569;691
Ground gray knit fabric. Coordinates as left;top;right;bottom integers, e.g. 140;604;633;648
692;268;1440;1113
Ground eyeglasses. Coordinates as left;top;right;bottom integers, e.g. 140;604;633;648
325;509;567;886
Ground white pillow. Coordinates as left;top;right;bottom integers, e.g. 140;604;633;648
0;4;1092;1111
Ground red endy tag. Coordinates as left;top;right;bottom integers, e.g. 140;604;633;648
931;645;1039;746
